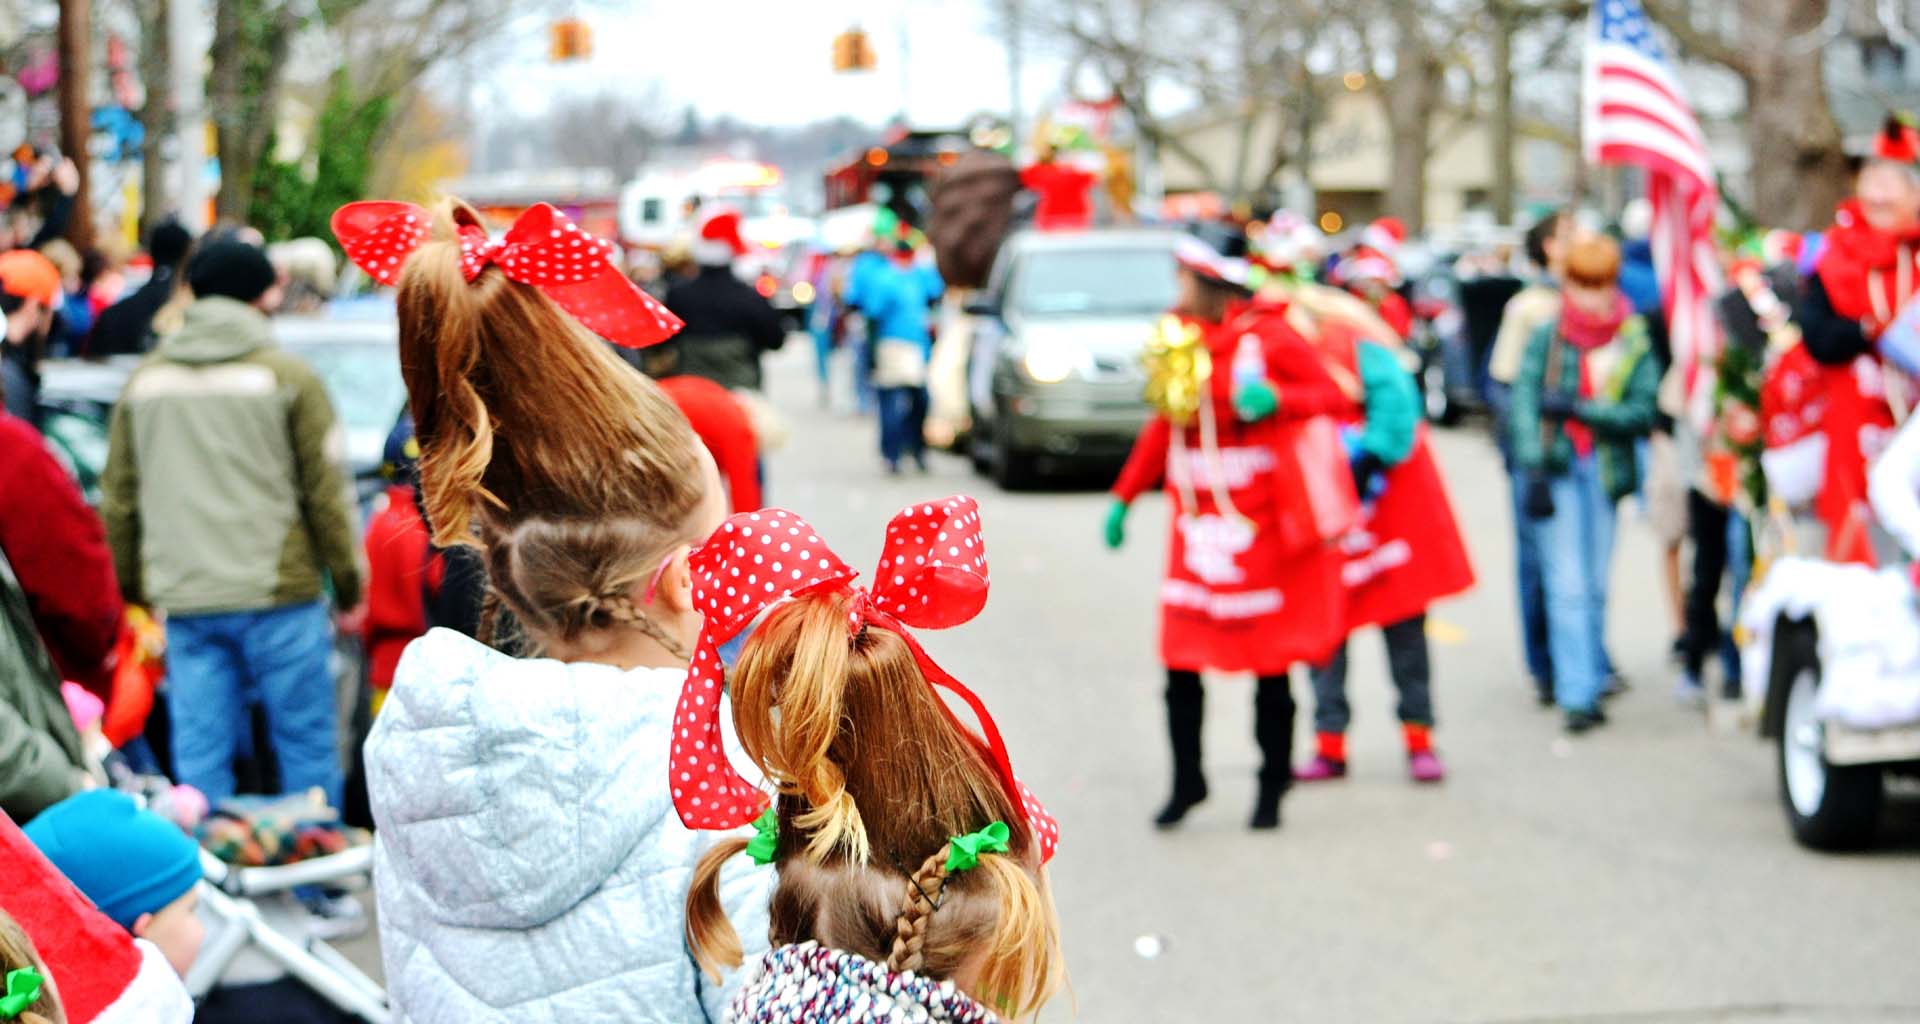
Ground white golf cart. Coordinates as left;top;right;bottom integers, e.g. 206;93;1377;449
1757;610;1920;849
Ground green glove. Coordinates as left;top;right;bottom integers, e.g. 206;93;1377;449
1103;500;1129;550
1234;379;1278;423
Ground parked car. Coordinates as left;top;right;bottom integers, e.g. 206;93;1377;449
273;317;408;512
34;315;405;516
963;229;1180;489
1403;258;1482;426
36;356;140;506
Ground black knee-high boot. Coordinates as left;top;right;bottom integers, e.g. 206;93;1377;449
1155;670;1208;828
1251;673;1295;830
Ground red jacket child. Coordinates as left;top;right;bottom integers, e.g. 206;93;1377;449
362;482;433;699
657;374;763;513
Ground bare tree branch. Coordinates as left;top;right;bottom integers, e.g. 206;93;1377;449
1642;0;1754;77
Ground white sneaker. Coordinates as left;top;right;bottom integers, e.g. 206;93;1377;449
300;891;369;941
1673;673;1707;709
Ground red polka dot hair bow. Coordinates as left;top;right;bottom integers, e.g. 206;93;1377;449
329;200;683;349
671;496;1059;862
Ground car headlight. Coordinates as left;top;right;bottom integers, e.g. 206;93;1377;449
1022;347;1075;384
790;281;816;304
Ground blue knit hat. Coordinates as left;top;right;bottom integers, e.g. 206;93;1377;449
23;790;201;930
381;410;419;484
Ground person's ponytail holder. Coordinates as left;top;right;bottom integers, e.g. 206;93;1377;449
329;200;684;350
671;498;1060;864
743;806;778;865
0;967;43;1017
944;821;1011;873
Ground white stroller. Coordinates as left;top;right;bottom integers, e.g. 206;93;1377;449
185;845;390;1023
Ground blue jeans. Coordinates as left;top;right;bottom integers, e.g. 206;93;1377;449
878;386;928;466
1537;457;1617;713
1506;463;1554;693
853;335;877;415
166;600;341;808
809;326;834;393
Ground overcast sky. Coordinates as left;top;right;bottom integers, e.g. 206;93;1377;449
474;0;1068;129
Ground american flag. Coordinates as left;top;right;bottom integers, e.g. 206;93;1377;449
1583;0;1722;418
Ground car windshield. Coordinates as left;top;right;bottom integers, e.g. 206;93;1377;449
281;339;407;437
1008;246;1178;318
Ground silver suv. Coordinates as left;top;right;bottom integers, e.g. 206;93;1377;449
965;229;1180;488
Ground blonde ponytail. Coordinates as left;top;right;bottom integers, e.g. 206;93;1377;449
712;587;1066;1015
0;910;65;1024
731;597;871;865
686;836;750;982
391;198;710;650
973;855;1064;1019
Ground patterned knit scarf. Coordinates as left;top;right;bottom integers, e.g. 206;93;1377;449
728;942;1000;1024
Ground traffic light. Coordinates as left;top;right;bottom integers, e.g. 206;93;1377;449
832;27;875;72
550;18;592;62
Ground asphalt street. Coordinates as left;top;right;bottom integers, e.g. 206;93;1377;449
343;343;1920;1022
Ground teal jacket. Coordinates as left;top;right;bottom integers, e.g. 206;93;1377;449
1354;339;1419;465
1508;315;1659;501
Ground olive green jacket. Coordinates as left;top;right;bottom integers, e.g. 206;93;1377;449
0;547;85;822
101;297;363;615
1508;314;1660;502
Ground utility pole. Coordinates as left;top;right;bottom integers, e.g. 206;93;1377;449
136;0;174;237
1004;0;1024;145
1492;0;1518;224
56;0;93;249
171;0;209;231
896;13;912;124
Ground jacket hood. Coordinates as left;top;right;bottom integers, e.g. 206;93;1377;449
154;297;272;364
365;628;692;930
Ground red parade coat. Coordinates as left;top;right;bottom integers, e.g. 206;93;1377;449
1113;302;1357;675
1809;200;1911;562
1297;313;1476;630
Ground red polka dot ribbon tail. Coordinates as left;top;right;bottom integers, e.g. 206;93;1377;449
669;497;1060;863
328;200;684;349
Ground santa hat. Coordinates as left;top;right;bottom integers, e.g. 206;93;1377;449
1336;253;1399;287
1175;223;1253;290
1255;214;1323;273
1361;217;1407;260
0;813;192;1023
1877;114;1920;164
692;208;748;266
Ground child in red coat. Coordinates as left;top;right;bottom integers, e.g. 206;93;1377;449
361;415;434;712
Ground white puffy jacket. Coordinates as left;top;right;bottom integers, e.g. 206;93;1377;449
366;629;771;1023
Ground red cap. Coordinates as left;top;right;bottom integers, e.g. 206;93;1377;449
0;249;62;307
1876;115;1919;164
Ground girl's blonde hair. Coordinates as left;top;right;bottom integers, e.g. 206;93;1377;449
0;910;64;1024
685;592;1063;1018
394;199;706;650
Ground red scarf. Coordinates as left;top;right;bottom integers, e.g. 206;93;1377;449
1815;199;1920;337
1557;292;1629;457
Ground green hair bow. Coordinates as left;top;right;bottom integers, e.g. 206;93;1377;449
0;968;43;1018
744;807;778;866
944;821;1011;873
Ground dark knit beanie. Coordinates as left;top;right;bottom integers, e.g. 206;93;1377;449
187;239;278;303
148;220;194;270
